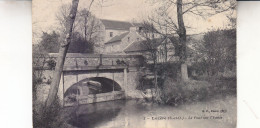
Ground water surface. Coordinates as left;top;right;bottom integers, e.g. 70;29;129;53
68;96;236;128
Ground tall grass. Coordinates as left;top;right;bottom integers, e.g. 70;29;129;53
33;97;65;128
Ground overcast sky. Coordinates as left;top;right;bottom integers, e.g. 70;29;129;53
32;0;234;40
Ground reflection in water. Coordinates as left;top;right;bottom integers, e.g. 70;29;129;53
68;100;126;128
69;108;121;128
68;97;236;128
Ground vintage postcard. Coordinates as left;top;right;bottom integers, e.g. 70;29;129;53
32;0;237;128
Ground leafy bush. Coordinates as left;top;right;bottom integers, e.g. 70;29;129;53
46;59;56;70
161;77;212;105
137;77;155;91
189;29;236;77
148;62;181;80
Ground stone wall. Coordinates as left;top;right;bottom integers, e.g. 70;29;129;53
124;68;144;98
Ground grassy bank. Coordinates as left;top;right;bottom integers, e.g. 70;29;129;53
160;76;236;106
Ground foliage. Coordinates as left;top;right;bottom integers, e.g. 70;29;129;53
160;77;212;105
189;29;236;76
36;31;94;53
137;62;181;103
204;29;236;71
157;62;181;79
143;0;236;80
67;32;94;53
56;3;102;53
38;31;60;53
33;97;65;128
46;59;56;70
33;52;48;100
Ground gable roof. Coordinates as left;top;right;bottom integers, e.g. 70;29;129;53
105;32;130;44
124;38;167;53
100;19;134;30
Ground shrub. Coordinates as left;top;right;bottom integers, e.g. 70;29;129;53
161;77;212;105
46;59;56;70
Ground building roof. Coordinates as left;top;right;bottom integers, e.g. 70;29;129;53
105;32;130;44
132;23;143;27
124;38;166;53
100;19;134;30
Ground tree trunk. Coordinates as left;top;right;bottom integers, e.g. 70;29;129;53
181;63;188;81
84;17;87;40
177;0;188;81
45;0;79;108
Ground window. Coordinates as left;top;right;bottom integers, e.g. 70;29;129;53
110;32;113;37
138;27;142;33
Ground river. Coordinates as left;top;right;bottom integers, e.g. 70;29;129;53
67;96;236;128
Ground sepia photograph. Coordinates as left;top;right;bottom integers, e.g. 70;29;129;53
32;0;237;127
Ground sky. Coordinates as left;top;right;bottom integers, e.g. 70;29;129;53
32;0;235;42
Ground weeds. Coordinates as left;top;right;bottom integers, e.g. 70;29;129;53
160;77;212;105
33;97;65;128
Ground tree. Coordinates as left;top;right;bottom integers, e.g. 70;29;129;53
147;0;236;81
45;0;79;108
139;21;169;103
186;29;236;77
38;31;60;53
76;9;103;53
203;29;236;76
68;32;94;53
56;2;102;53
36;30;94;53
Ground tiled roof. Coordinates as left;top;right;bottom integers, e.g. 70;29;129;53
105;32;130;44
101;19;134;30
124;38;165;53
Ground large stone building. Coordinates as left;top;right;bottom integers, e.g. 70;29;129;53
99;19;136;43
97;19;143;54
95;19;179;64
97;19;163;54
104;28;144;54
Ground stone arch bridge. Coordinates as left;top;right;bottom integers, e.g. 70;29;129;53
34;53;145;106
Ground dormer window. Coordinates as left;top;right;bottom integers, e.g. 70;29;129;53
110;32;113;37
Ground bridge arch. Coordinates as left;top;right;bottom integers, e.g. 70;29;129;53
64;77;122;98
89;77;121;93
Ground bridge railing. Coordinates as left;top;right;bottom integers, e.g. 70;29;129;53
33;53;145;71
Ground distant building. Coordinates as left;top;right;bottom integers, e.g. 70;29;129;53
97;19;161;54
99;19;135;43
104;28;144;54
124;37;179;63
94;19;180;64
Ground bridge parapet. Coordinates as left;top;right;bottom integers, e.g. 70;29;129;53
33;53;144;70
